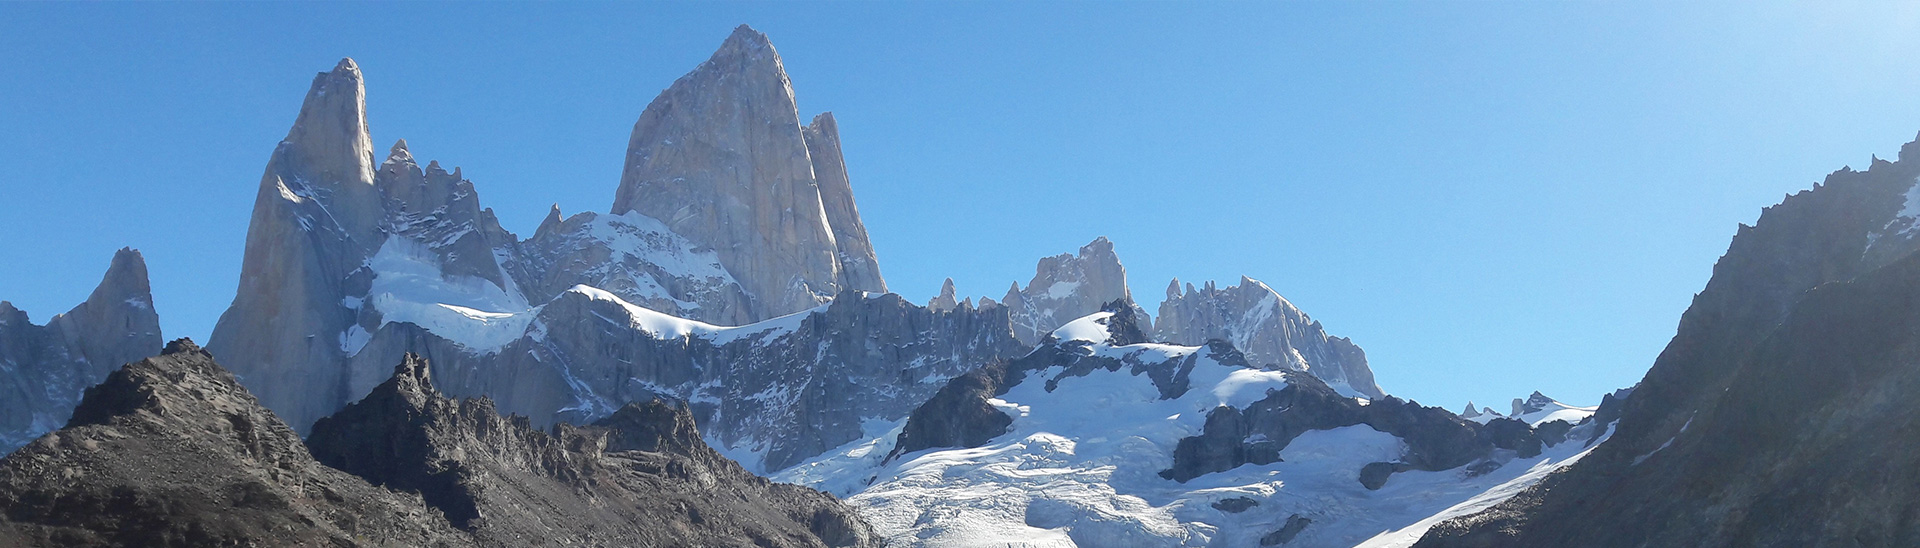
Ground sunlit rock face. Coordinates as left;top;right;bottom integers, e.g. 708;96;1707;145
612;25;886;321
0;248;162;453
1155;276;1384;399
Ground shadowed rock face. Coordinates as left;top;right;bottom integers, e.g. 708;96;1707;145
612;25;885;320
0;248;162;453
307;354;880;547
0;342;879;547
0;340;465;547
1416;135;1920;547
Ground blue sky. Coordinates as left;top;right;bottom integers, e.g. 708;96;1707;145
4;2;1920;411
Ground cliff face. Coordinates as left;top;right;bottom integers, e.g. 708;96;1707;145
344;288;1026;473
207;58;388;433
1416;136;1920;547
612;25;885;320
1155;276;1384;399
0;248;161;453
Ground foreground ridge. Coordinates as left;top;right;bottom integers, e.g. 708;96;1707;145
0;341;878;547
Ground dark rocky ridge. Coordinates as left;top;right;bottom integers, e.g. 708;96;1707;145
1159;372;1554;485
1416;135;1920;546
307;354;877;547
0;248;162;453
0;340;463;547
0;341;878;547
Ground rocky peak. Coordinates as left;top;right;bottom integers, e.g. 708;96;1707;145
1;249;163;454
611;25;881;322
1003;236;1146;344
1156;275;1385;399
804;111;886;294
928;278;960;312
50;247;162;377
591;400;702;454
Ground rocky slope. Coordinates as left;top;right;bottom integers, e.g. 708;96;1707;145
1156;276;1384;399
1416;135;1920;547
0;248;161;453
0;339;465;547
775;304;1599;547
0;340;879;547
612;25;885;319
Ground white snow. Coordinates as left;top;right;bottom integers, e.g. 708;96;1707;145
567;285;819;345
773;322;1601;548
1050;311;1115;343
366;236;533;353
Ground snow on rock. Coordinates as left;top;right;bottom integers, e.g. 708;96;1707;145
366;236;532;353
778;311;1594;548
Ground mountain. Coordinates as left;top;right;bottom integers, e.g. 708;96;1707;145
1416;135;1920;546
0;248;161;452
1156;276;1385;399
207;26;895;435
0;339;878;547
998;237;1149;345
612;25;885;320
775;304;1599;547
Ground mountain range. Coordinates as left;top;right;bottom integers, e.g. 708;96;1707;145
1;23;1911;548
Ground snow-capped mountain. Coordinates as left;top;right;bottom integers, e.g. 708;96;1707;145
0;248;161;452
1458;391;1596;427
1157;276;1384;399
205;26;899;434
776;304;1607;547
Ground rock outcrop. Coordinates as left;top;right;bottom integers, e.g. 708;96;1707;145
0;248;161;453
1156;276;1385;398
0;340;466;547
612;25;885;321
1416;134;1920;547
996;237;1148;344
307;354;879;547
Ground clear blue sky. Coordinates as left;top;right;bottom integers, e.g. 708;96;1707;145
4;2;1919;411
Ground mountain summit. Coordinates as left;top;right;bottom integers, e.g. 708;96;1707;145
613;24;886;320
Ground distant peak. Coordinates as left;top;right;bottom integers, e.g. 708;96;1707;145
333;57;359;74
386;139;412;162
1166;278;1182;299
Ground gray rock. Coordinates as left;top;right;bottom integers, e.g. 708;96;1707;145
997;236;1147;344
208;58;387;433
1261;514;1312;545
928;277;959;312
1156;275;1384;399
0;248;161;453
611;25;884;321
